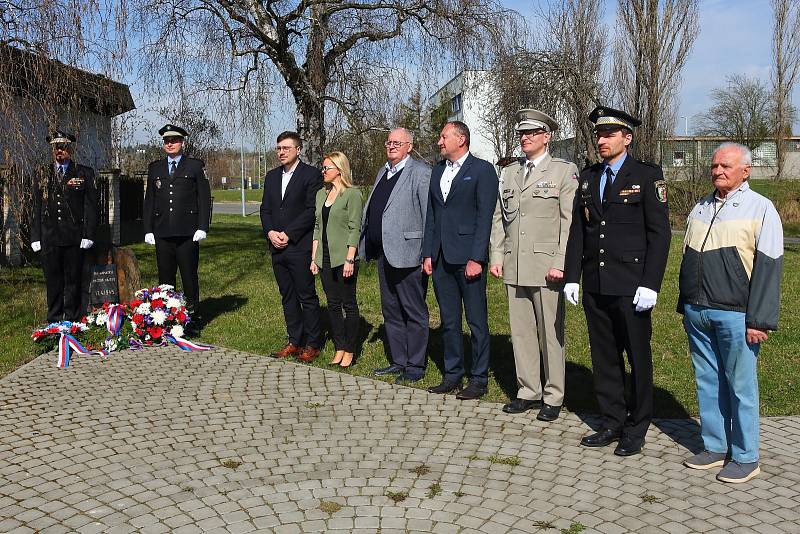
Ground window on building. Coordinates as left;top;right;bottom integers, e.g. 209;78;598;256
451;93;462;114
673;151;685;167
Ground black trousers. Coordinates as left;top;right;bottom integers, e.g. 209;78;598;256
41;244;84;323
320;263;360;353
583;291;654;441
272;249;322;348
432;256;490;386
377;254;429;378
155;236;200;312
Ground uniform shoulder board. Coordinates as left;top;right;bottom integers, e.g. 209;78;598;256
496;156;519;168
581;162;602;173
550;157;572;165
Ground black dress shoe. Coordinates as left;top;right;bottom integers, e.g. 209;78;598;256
456;382;487;400
374;364;403;376
614;436;645;456
395;373;423;385
536;403;561;422
427;380;462;394
502;398;540;414
580;428;622;448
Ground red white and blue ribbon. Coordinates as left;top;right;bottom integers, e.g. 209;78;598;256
165;334;212;351
58;334;107;369
106;304;124;336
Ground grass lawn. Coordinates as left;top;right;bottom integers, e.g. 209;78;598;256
4;213;799;417
211;189;263;203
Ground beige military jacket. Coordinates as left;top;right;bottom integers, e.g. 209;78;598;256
490;153;579;287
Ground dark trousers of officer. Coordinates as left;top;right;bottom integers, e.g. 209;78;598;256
272;249;322;349
432;255;490;386
377;254;429;379
583;291;654;441
155;236;199;312
42;244;84;323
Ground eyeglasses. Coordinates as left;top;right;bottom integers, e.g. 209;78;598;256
385;141;410;148
518;129;547;138
275;145;298;152
321;165;338;172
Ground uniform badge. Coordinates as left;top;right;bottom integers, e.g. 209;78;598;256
67;177;84;187
581;181;589;191
654;180;667;203
156;179;162;189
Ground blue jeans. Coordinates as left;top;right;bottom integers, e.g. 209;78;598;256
683;304;761;463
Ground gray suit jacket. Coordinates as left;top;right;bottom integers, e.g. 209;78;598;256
358;157;432;268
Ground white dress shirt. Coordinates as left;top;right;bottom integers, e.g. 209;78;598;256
441;152;470;201
385;155;410;180
281;161;299;199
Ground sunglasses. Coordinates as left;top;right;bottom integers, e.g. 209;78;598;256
321;165;338;172
163;137;183;145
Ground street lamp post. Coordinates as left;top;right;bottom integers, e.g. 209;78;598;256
681;116;689;136
239;76;246;217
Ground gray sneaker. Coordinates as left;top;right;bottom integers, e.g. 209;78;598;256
684;450;727;470
716;461;760;483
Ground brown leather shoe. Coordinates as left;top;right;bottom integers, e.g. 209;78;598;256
271;343;301;359
297;346;321;363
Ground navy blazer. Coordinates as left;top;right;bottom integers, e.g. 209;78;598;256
423;153;499;265
260;160;323;254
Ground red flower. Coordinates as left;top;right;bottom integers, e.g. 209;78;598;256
176;311;187;323
151;299;165;309
132;314;144;324
150;327;164;339
135;328;144;336
130;299;143;308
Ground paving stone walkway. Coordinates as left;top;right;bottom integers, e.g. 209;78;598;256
1;347;799;534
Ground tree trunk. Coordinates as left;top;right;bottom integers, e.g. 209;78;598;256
297;95;325;166
296;3;328;167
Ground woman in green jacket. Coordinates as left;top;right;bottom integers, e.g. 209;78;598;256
310;152;363;367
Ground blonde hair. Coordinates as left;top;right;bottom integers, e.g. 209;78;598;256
324;151;353;188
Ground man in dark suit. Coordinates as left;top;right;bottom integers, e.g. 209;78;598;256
359;127;431;384
563;107;671;456
422;121;499;400
143;124;211;336
31;130;98;323
260;131;323;362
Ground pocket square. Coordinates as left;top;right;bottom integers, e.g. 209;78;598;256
463;176;473;181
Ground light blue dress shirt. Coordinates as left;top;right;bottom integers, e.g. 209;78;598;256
599;153;627;201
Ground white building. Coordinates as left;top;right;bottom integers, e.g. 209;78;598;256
428;70;497;163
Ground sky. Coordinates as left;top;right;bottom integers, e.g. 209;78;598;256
503;0;800;134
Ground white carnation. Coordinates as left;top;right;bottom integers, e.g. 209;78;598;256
166;297;182;309
135;303;151;314
170;325;184;338
151;309;167;325
151;291;164;300
158;284;174;291
95;313;107;326
104;338;118;352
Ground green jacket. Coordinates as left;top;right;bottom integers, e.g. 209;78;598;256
313;186;363;268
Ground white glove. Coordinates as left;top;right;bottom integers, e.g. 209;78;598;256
79;239;93;249
633;286;658;312
564;283;580;306
31;241;41;252
145;233;156;245
192;230;207;242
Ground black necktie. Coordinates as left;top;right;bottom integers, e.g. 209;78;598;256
170;160;177;177
602;167;613;205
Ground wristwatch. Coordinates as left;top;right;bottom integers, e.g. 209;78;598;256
345;258;355;265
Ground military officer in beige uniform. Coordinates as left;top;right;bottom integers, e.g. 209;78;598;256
490;109;579;422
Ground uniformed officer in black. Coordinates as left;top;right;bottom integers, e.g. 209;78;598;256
31;130;98;323
563;107;670;456
143;124;211;335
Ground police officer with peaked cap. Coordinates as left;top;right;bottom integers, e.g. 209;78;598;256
31;130;98;323
563;106;671;456
489;109;578;422
143;124;211;336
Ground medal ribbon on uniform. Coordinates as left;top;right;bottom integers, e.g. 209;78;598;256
58;334;108;369
164;334;212;351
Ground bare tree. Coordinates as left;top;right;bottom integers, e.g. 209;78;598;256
772;0;800;179
694;74;789;152
613;0;699;163
131;0;517;165
479;0;608;165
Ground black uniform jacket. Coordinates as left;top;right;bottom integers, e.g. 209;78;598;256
143;157;211;238
564;155;670;296
31;161;98;247
259;160;323;254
